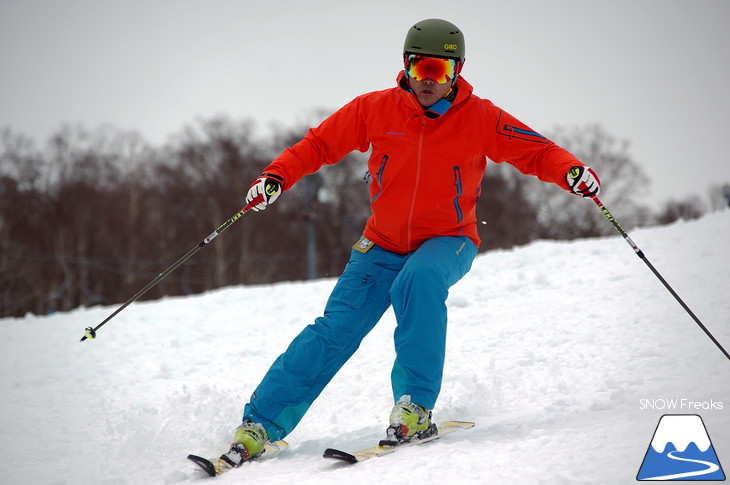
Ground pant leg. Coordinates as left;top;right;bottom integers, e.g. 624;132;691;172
244;246;404;441
389;236;478;409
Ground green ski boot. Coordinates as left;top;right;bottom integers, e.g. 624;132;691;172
384;396;437;444
221;420;269;466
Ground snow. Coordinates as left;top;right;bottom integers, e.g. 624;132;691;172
1;211;729;484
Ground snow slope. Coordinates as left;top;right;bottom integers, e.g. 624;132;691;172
1;211;729;485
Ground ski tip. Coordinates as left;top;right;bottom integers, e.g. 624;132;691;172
445;420;476;428
187;454;217;477
323;448;358;464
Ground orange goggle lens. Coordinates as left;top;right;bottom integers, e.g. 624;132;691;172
405;55;457;84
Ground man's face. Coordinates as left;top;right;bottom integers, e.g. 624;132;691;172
404;55;457;108
407;76;454;108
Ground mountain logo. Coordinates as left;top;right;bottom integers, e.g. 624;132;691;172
637;414;725;481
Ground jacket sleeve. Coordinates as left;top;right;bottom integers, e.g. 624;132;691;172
482;105;583;191
258;96;371;191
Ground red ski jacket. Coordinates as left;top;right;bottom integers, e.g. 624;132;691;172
261;73;583;254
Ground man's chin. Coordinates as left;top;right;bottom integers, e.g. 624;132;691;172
416;95;438;107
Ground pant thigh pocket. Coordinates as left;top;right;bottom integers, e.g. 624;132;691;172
325;259;382;312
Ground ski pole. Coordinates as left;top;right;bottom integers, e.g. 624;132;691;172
591;196;730;362
79;199;261;342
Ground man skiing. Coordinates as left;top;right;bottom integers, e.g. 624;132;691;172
224;18;601;465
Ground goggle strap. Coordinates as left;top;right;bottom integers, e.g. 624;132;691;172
403;55;462;68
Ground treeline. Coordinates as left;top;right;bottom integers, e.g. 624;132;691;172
0;118;722;318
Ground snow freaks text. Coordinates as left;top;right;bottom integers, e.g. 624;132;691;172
639;399;724;411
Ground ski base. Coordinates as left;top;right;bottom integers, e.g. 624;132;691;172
188;440;289;477
323;420;474;464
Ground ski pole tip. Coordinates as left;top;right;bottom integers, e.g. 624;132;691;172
80;327;97;342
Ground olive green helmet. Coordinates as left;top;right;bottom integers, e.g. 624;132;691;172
403;19;465;62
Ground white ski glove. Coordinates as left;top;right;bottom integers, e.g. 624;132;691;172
245;173;284;211
566;166;601;198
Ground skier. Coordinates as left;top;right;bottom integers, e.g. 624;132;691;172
226;18;601;464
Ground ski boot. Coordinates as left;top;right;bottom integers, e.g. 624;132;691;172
381;396;437;446
220;420;270;467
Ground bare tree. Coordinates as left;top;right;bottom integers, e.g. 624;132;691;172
0;118;667;318
476;162;541;250
656;196;706;225
527;124;653;240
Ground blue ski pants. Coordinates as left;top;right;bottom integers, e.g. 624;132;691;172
243;235;478;441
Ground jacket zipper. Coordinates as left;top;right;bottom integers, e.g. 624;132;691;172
406;118;427;251
502;124;547;141
370;155;389;203
453;166;463;223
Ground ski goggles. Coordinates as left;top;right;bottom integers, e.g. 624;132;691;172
405;55;458;84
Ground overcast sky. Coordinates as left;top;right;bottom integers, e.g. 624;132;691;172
1;0;729;206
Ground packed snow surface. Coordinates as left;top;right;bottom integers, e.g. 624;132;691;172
1;211;729;484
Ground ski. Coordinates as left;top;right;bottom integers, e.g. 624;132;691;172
188;440;289;477
323;420;475;464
